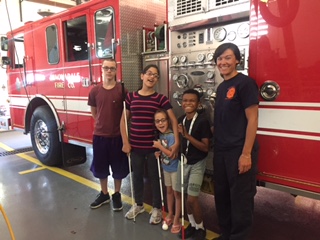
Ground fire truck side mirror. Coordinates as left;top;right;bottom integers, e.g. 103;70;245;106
1;56;10;66
1;36;8;51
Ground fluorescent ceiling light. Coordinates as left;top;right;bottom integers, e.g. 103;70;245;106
49;0;76;6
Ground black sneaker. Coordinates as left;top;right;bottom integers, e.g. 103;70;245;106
178;224;196;239
112;192;123;211
90;191;110;209
192;228;206;240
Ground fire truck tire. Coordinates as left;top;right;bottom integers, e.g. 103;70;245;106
30;105;62;166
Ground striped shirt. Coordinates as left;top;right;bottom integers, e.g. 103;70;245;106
125;91;172;153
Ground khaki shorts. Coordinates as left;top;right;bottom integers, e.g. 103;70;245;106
175;159;206;197
163;171;178;192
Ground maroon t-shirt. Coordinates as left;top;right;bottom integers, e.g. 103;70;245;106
88;83;125;137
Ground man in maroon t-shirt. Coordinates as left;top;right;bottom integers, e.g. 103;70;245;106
87;59;129;211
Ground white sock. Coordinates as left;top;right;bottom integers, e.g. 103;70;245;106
196;221;204;230
188;214;196;227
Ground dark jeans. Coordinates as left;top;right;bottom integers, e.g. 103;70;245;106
130;151;161;208
213;146;259;240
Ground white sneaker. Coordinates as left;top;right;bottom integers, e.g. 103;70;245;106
149;207;162;224
125;204;145;220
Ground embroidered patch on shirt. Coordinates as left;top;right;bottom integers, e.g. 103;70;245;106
226;86;236;99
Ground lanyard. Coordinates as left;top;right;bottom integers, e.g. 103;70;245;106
182;112;198;155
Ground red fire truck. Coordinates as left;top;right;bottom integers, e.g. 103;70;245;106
0;0;166;166
164;0;320;199
1;0;320;199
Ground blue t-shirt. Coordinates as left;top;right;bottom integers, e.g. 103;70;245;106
159;131;179;173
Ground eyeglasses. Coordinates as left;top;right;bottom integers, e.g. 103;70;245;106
154;118;167;124
102;66;117;72
145;71;159;78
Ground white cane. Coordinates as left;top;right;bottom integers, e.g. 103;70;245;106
181;153;185;240
122;82;135;222
157;156;167;230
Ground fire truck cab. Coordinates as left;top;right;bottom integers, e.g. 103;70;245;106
0;0;166;167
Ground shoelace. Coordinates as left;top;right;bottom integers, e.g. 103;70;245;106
151;209;161;216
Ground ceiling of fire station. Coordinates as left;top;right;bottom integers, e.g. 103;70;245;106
18;0;90;9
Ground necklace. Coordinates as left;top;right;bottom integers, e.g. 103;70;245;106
182;112;198;155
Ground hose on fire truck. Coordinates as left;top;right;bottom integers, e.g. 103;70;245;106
0;204;16;240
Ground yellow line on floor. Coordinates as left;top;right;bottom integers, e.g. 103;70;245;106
19;166;46;174
16;152;101;191
4;144;219;239
0;142;14;151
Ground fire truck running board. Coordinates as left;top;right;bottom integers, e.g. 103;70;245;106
258;181;320;201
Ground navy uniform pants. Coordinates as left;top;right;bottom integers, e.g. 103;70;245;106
213;144;259;240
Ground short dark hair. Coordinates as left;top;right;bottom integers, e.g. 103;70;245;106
142;64;160;75
102;58;117;66
182;89;200;102
213;43;241;64
155;108;169;118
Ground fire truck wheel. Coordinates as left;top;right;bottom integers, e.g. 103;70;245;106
30;105;62;166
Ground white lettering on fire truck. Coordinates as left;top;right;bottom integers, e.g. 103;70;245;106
50;73;80;89
49;73;81;82
55;82;64;89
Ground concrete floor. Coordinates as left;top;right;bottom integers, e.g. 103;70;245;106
1;130;320;240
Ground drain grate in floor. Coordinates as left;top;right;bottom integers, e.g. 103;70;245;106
0;147;34;157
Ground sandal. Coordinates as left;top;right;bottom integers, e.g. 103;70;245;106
171;224;181;234
163;217;173;226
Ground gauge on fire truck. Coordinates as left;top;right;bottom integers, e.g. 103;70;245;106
207;52;214;62
207;71;215;79
237;23;250;38
213;27;227;42
173;91;182;100
180;55;187;63
172;56;179;64
227;31;237;41
207;88;214;96
193;84;204;98
197;53;205;62
206;88;216;102
174;74;190;89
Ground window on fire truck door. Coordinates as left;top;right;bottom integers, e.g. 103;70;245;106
64;15;88;62
13;36;24;69
95;8;115;59
46;25;59;64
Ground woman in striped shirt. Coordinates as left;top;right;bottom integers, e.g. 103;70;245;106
120;64;179;224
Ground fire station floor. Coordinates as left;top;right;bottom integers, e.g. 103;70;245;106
1;130;320;240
